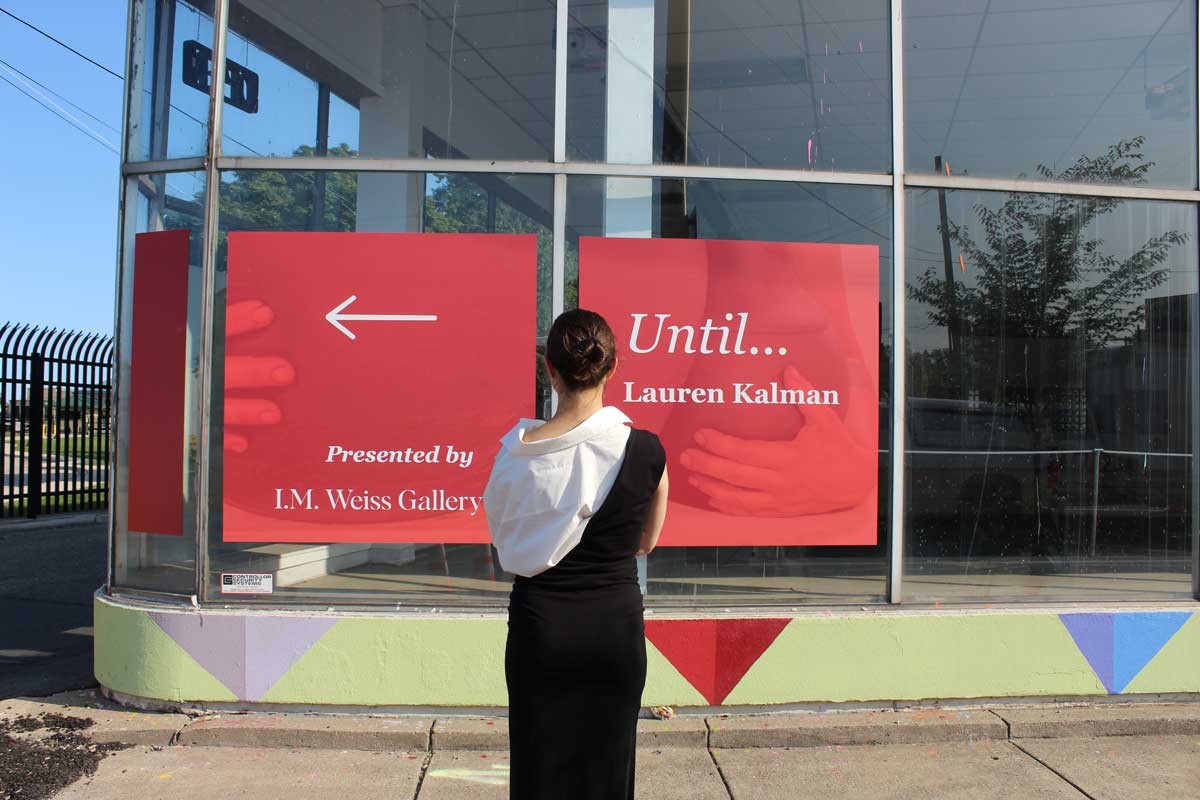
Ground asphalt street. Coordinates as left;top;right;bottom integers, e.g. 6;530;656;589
0;521;104;699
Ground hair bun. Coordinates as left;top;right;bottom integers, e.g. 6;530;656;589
545;308;617;393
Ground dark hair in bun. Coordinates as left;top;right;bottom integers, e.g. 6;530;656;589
546;308;617;392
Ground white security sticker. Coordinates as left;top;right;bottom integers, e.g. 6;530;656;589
219;573;274;595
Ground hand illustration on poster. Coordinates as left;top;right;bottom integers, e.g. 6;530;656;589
580;237;880;546
221;232;535;543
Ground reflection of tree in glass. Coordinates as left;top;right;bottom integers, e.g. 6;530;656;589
909;137;1189;447
217;144;359;238
162;144;360;256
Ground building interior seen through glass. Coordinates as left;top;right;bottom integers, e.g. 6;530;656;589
905;0;1197;187
566;0;891;171
116;0;1198;606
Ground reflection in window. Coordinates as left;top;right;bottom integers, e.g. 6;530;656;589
568;0;891;171
222;0;554;161
126;0;214;161
905;177;1196;602
904;0;1198;187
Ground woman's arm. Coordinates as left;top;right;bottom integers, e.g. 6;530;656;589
637;467;669;556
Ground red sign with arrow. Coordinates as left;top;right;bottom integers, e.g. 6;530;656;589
221;232;535;543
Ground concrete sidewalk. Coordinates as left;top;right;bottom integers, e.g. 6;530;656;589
2;692;1198;799
0;522;105;700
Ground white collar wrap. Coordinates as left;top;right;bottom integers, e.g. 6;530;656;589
483;407;633;577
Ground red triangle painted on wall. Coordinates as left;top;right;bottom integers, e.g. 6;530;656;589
645;618;791;705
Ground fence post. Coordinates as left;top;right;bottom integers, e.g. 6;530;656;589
1089;448;1103;557
27;353;44;518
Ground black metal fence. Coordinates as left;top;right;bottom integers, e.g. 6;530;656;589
1;324;113;519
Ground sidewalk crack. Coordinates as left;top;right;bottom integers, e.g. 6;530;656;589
987;708;1013;739
169;716;202;747
1009;741;1096;800
704;717;735;800
411;720;435;799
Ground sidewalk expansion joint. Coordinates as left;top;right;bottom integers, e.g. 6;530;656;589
704;717;736;800
411;720;435;799
987;708;1013;739
1008;741;1097;800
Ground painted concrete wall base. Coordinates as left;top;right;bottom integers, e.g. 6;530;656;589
94;592;1200;709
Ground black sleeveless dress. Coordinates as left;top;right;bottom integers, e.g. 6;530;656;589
505;427;666;800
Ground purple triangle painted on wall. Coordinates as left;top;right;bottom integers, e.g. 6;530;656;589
150;613;248;699
151;613;339;701
244;617;338;701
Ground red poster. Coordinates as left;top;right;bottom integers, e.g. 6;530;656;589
580;238;880;546
128;230;190;536
222;232;535;543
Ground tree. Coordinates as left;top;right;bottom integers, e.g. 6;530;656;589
214;144;359;253
909;137;1189;447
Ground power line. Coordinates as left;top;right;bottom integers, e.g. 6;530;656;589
0;56;119;133
0;68;118;153
0;5;122;80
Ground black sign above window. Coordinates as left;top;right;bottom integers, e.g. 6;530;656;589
182;39;259;114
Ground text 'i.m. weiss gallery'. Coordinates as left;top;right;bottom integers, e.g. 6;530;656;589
100;0;1199;709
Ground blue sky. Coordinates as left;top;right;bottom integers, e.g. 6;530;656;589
0;0;126;335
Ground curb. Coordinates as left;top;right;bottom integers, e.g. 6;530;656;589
0;512;107;533
993;703;1200;739
151;705;1200;751
177;714;432;751
706;709;1008;748
6;693;1200;753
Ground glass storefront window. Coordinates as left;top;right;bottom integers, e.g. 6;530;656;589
567;176;893;605
567;0;892;172
904;0;1198;188
110;0;1199;609
125;0;214;161
111;171;206;593
220;0;555;161
904;186;1197;602
203;170;552;605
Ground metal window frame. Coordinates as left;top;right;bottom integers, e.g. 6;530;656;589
1194;12;1200;602
888;0;906;604
107;0;141;594
193;0;230;603
112;0;1200;607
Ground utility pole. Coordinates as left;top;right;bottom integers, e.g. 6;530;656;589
935;155;960;356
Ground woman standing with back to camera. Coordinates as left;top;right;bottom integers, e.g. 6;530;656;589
484;308;669;800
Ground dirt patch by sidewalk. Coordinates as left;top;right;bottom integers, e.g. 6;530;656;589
0;712;129;800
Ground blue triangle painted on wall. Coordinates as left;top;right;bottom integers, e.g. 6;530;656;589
1112;612;1192;693
1060;612;1193;694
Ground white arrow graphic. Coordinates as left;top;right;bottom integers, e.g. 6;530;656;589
325;295;437;340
